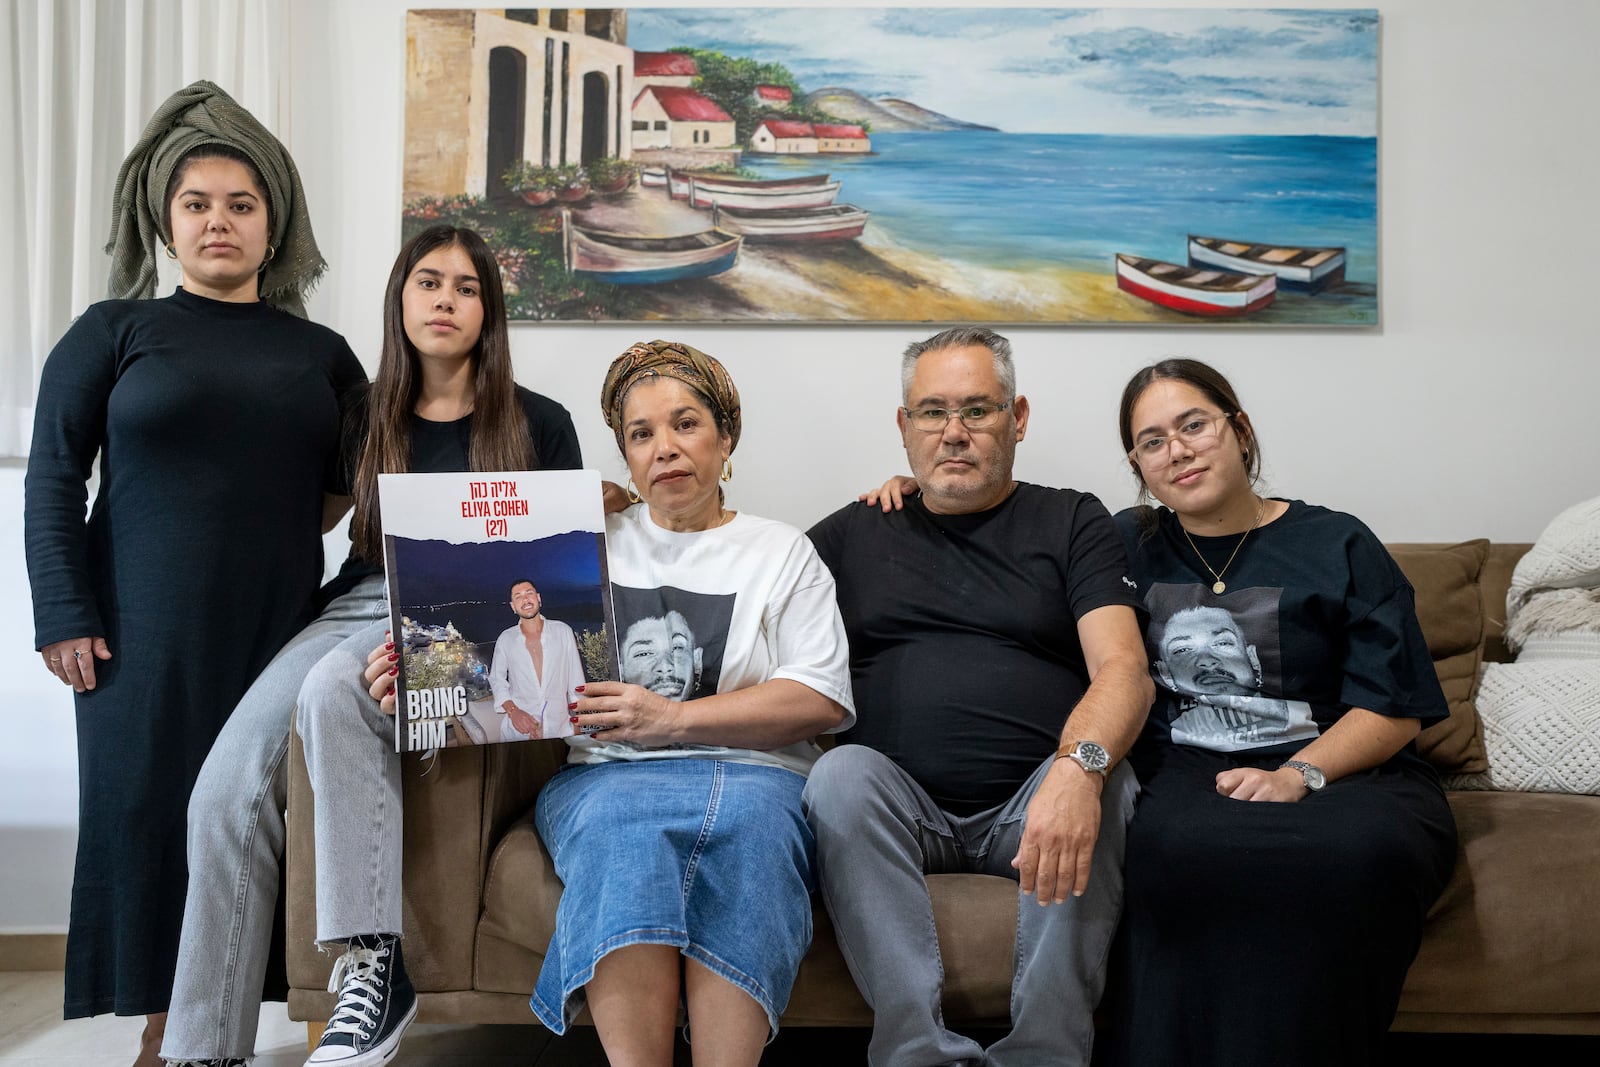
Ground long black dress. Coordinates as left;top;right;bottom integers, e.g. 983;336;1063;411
25;287;366;1017
1106;501;1458;1067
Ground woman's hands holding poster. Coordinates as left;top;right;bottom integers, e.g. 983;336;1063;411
365;636;399;716
570;681;680;744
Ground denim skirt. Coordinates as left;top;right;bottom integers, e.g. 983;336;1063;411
530;758;816;1035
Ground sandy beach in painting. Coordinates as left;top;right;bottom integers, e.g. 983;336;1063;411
571;188;1157;324
568;186;1373;325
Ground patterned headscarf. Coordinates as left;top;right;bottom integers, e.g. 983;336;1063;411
105;80;325;317
600;340;743;454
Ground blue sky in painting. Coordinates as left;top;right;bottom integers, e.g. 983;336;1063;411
626;7;1377;136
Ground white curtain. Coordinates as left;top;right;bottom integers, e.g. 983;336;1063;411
0;0;289;457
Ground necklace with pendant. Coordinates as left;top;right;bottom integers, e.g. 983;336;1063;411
1181;496;1266;595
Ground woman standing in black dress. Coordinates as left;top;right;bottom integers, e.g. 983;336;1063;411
24;82;364;1066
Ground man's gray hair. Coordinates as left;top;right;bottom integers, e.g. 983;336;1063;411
901;326;1017;403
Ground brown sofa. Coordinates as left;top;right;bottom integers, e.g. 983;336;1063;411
285;541;1600;1037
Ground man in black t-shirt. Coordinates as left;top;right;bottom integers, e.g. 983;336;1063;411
803;327;1152;1067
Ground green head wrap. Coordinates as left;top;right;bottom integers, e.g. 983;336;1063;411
104;79;325;316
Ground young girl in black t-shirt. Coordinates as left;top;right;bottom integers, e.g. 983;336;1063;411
161;226;580;1067
1105;358;1457;1067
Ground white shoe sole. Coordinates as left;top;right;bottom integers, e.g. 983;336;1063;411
305;998;418;1067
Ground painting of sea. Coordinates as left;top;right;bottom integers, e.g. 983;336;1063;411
401;7;1379;325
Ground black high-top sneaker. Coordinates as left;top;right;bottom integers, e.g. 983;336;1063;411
304;933;417;1066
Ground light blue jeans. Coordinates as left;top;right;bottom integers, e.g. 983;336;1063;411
162;576;389;1063
802;744;1139;1067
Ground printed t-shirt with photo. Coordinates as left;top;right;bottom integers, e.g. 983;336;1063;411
567;505;855;777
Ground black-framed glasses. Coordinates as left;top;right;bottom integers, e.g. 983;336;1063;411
1129;412;1235;469
904;400;1013;433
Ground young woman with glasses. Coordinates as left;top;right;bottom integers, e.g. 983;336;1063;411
1103;358;1457;1067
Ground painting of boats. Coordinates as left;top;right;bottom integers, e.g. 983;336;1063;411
689;176;841;211
402;8;1377;324
664;168;836;204
562;212;742;285
710;203;869;242
1115;254;1276;317
1188;235;1347;291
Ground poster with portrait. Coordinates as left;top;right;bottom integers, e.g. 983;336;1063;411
1144;583;1318;751
379;469;616;752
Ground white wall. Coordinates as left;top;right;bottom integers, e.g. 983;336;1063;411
5;0;1598;930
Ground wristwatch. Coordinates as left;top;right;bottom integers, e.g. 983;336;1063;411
1282;759;1326;791
1057;740;1111;778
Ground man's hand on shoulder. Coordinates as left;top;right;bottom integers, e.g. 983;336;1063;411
1012;757;1105;905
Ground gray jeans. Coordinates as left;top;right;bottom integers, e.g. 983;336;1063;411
295;615;404;944
802;744;1139;1067
162;576;390;1062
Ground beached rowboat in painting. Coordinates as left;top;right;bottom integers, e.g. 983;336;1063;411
562;211;741;285
1187;235;1346;291
710;203;869;242
639;166;668;188
1115;254;1276;317
665;167;836;202
689;176;841;211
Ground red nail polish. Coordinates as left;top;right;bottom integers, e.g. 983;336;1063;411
574;684;586;692
567;702;578;710
388;652;399;662
569;716;579;724
388;667;398;676
384;642;395;651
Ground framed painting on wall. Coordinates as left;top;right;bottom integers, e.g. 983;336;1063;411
402;7;1378;325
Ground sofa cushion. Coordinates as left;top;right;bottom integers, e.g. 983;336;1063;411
1389;541;1490;773
476;814;561;995
1466;660;1600;794
1399;790;1600;1017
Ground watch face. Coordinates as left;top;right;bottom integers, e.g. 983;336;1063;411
1075;742;1110;771
1287;760;1325;790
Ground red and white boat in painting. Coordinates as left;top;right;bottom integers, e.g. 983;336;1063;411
710;203;869;242
1115;254;1276;317
1187;235;1346;291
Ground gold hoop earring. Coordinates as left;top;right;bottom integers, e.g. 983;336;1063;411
163;244;177;260
263;244;276;262
720;458;733;483
626;479;641;504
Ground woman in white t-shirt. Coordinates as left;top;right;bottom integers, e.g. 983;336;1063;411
529;340;855;1064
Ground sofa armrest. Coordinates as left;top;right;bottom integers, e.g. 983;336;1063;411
285;728;565;1009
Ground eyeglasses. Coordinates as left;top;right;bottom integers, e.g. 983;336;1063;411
1129;412;1236;469
904;400;1013;433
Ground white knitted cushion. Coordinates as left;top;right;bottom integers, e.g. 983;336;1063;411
1506;495;1600;652
1454;661;1600;794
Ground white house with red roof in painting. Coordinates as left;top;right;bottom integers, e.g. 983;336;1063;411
632;85;736;150
750;119;870;154
815;122;870;153
633;51;697;89
750;118;819;154
752;84;793;108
